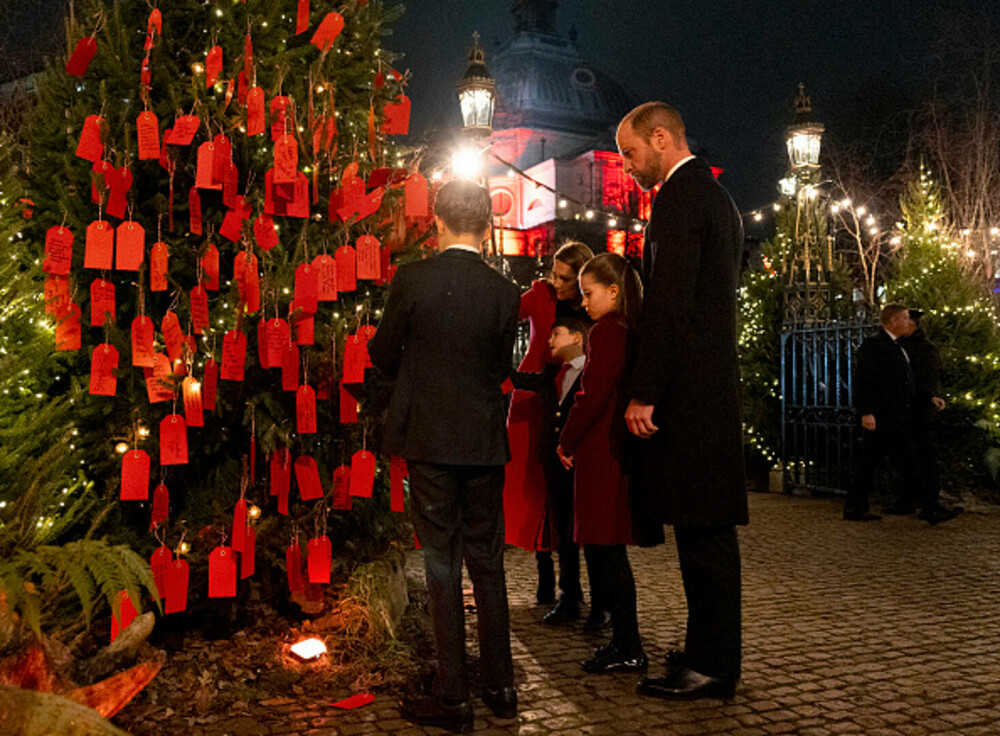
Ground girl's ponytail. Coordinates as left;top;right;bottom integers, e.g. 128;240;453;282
579;253;644;330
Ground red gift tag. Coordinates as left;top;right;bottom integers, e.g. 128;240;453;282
43;226;74;276
405;173;428;218
213;134;233;182
208;546;237;598
332;464;352;510
294;263;319;313
110;590;138;643
350;450;376;498
221;330;247;381
76;115;104;162
55;303;82;352
342;333;369;384
286;544;305;593
144;353;173;403
356;187;384;221
121;449;150;500
167;115;201;146
306;536;332;583
381;95;411;136
290;301;314;346
234;251;260;312
296;0;310;34
115;221;145;271
44;276;70;316
150;484;169;530
311;12;345;50
241;527;255;579
189;186;203;235
243;33;253;78
148;241;169;292
89;278;115;327
390;456;407;513
296;385;317;434
182;376;203;427
339;381;358;423
257;317;271;369
355;235;380;280
282;343;300;391
89;344;119;396
161;311;185;362
190;285;210;335
232;499;248;554
266;318;290;368
164;559;189;614
270;96;293;141
247;86;266;136
253;214;279;251
203;358;219;411
200;243;219;290
136;112;160;160
274;134;298;184
333;693;375;710
66;36;98;77
334;245;356;292
105;166;131;219
205;45;223;89
271;447;292;495
150;546;171;598
84;220;113;270
160;414;188;465
196;143;222;190
131;315;155;367
294;455;323;500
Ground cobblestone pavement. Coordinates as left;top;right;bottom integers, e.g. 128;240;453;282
194;492;1000;735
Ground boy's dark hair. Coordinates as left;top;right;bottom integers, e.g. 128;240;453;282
552;315;592;347
434;178;493;236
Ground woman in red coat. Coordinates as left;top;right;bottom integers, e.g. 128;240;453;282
557;253;646;673
504;242;592;601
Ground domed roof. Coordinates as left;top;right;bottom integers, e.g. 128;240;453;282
490;2;638;136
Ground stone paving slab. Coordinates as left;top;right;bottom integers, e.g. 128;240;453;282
173;493;1000;734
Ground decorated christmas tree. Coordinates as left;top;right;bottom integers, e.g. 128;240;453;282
6;0;428;627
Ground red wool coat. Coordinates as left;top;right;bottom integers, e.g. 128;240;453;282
558;315;633;546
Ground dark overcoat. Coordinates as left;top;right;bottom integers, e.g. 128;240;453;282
629;157;748;527
369;248;520;466
855;330;916;428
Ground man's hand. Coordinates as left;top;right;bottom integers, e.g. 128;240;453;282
932;396;946;411
861;414;876;431
625;400;659;438
556;445;574;470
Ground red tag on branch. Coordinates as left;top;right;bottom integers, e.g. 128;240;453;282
247;87;266;136
76;115;105;161
66;36;98;77
286;544;305;593
334;245;356;292
150;545;171;598
232;499;248;554
282;343;300;391
89;278;115;327
221;330;247;381
164;559;189;614
44;276;70;316
306;536;332;583
160;414;188;465
294;455;323;500
205;46;223;89
182;376;204;427
294;263;319;313
390;456;407;513
208;546;237;598
161;311;185;362
274;134;298;184
296;0;310;34
144;353;173;403
241;527;256;579
89;344;119;396
381;95;411;136
83;220;113;270
43;226;74;276
253;214;279;251
189;186;203;235
310;12;344;50
200;243;219;290
131;316;155;367
150;241;169;291
196;143;222;190
405;173;429;218
342;333;369;384
150;484;170;531
190;285;210;335
332;464;352;510
350;450;376;498
296;385;317;434
266;318;290;368
115;222;145;271
136;112;160;160
110;590;138;643
313;254;337;301
55;303;82;352
290;301;314;346
203;358;219;411
339;381;358;423
355;235;380;280
121;449;150;500
271;447;292;496
270;96;293;141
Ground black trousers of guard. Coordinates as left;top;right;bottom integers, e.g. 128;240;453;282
847;420;926;514
673;525;742;681
407;462;514;703
912;407;942;506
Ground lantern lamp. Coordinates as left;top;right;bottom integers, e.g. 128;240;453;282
785;83;824;171
456;32;496;136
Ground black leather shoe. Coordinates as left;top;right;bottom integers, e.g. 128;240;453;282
918;506;962;525
543;597;580;626
844;510;881;521
481;685;517;719
582;608;612;632
664;648;687;672
582;643;648;674
636;667;737;700
399;694;473;733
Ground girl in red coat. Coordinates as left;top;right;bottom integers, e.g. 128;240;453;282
504;242;593;604
557;252;646;673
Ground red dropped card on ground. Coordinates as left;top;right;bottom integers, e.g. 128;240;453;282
66;36;98;77
295;263;318;313
160;414;188;465
310;12;344;50
121;449;150;500
89;278;115;327
332;464;352;510
110;590;138;643
76;114;104;161
161;311;185;362
286;544;305;593
306;536;332;583
405;173;429;217
43;226;73;276
190;285;210;335
89;344;119;397
131;315;155;367
200;243;219;290
221;330;247;381
241;527;255;579
253;214;279;251
182;376;203;427
84;220;113;270
205;45;223;89
313;254;338;301
136;111;160;160
294;455;323;500
296;385;317;434
232;499;248;554
55;303;82;352
282;343;300;391
208;546;237;598
150;546;171;598
381;95;411;136
339;381;358;423
333;693;374;710
164;559;189;614
390;456;407;513
247;86;266;136
350;450;376;498
150;484;170;530
115;221;145;271
335;245;356;292
150;241;169;291
355;235;380;280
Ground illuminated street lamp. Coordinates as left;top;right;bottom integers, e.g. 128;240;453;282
456;32;496;137
785;83;824;172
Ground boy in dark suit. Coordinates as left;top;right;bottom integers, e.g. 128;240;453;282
369;179;521;732
512;316;611;631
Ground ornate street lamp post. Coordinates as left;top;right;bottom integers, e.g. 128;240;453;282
456;32;496;138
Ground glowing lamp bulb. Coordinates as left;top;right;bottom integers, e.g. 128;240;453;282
451;146;484;180
115;442;129;454
291;638;327;661
138;426;151;438
247;503;261;520
177;541;191;555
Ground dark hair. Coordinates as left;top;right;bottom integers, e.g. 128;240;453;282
621;101;686;144
434;179;492;236
579;253;643;330
553;241;594;276
881;303;909;325
552;315;592;347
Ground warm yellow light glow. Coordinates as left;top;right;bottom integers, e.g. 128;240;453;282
451;145;484;180
115;442;129;454
248;504;261;520
291;638;327;660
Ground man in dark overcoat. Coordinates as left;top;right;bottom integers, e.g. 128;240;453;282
369;179;521;731
617;102;748;700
